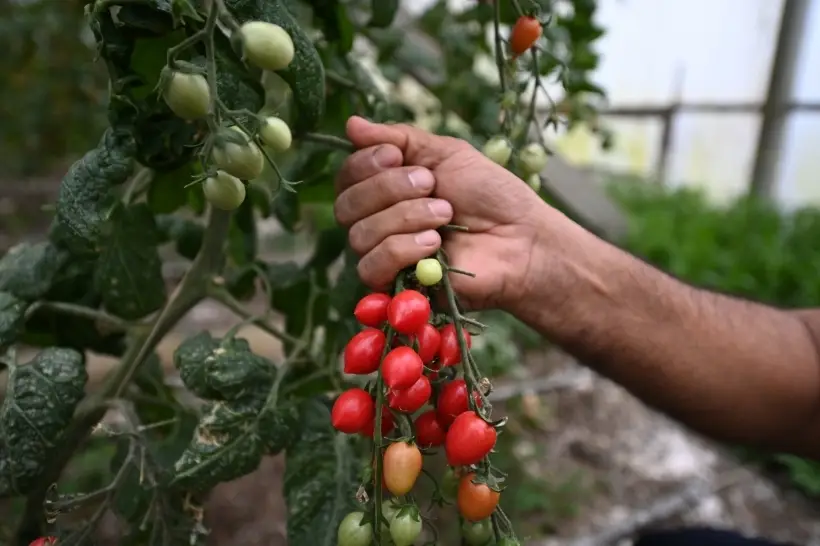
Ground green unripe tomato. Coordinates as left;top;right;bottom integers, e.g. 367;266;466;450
381;498;400;533
337;511;373;546
240;21;295;71
462;518;494;546
259;116;293;152
518;142;548;175
526;173;541;192
497;538;521;546
203;171;246;211
163;71;210;120
389;507;423;546
440;467;459;503
482;136;512;167
212;126;265;180
415;258;443;286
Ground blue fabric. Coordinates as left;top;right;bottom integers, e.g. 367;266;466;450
634;528;799;546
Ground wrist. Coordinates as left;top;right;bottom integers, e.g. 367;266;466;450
502;210;619;340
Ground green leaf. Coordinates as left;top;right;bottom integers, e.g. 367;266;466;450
369;0;399;28
155;214;205;260
171;396;299;493
173;332;275;401
147;162;199;214
94;203;167;320
50;128;137;257
0;241;67;301
0;292;27;349
284;398;360;546
0;347;87;495
228;196;258;266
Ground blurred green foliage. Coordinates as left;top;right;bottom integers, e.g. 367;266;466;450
1;0;109;177
611;177;820;497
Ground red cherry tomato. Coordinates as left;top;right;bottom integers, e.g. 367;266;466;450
29;538;58;546
457;472;501;522
388;375;432;413
510;15;542;57
343;328;386;374
387;290;431;335
439;324;472;367
354;293;391;327
445;411;497;466
360;406;395;438
414;323;441;364
414;410;446;448
331;388;375;434
382;346;423;390
436;379;482;427
390;324;439;365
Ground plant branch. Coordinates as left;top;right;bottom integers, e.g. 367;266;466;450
24;301;132;331
207;285;301;346
13;209;232;542
300;132;355;152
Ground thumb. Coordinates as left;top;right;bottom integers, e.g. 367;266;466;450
345;116;460;169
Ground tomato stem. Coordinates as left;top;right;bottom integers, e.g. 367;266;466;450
435;250;491;416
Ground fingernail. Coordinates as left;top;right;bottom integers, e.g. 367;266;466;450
415;230;440;247
409;168;435;190
373;145;397;168
428;199;452;218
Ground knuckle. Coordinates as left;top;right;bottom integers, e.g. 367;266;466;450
347;221;371;255
333;197;351;227
382;236;406;262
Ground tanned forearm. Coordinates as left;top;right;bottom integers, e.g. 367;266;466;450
513;216;820;458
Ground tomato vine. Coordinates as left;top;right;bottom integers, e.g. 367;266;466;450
0;0;606;544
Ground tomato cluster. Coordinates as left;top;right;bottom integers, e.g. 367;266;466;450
333;276;509;544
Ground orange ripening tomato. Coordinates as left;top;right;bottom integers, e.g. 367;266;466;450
382;442;423;495
510;15;542;57
457;473;501;521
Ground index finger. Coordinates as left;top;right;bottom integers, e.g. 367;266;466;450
334;144;403;196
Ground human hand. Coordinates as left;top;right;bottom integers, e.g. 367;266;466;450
334;116;562;312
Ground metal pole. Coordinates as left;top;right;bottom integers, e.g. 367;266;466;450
748;0;812;198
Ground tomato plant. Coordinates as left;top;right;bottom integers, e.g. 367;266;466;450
445;411;497;466
354;293;392;327
389;506;423;546
28;538;58;546
414;410;446;448
510;15;543;57
387;289;431;335
415;258;443;286
440;467;461;504
382;346;424;390
344;327;387;374
382;442;423;496
463;518;494;546
387;375;432;413
202;170;247;211
439;323;472;367
337;511;373;546
162;69;211;120
259;116;293;152
240;21;296;72
211;126;266;180
458;473;501;522
482;136;513;166
0;0;605;543
437;379;482;427
331;388;375;434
